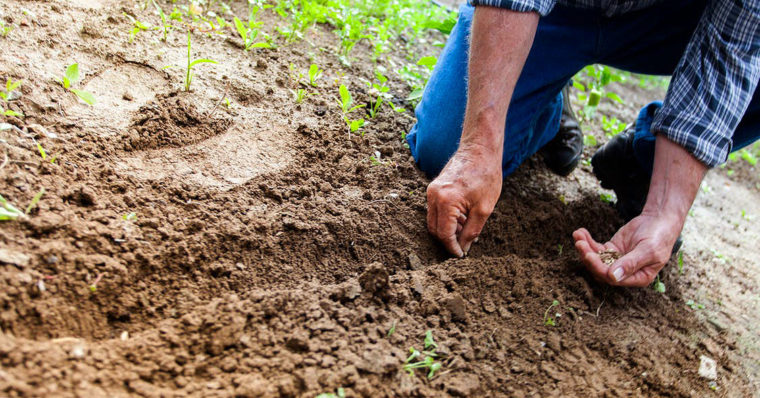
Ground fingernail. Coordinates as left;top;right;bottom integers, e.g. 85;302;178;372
456;248;464;258
612;267;624;282
463;242;472;256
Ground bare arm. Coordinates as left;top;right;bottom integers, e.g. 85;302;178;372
574;136;707;286
427;7;539;257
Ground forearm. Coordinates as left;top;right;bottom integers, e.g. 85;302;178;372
461;7;539;158
642;136;708;229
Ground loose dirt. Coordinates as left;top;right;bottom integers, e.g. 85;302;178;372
1;0;758;397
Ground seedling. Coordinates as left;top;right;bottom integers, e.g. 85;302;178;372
233;16;271;50
58;63;96;105
25;187;45;214
184;32;217;91
0;194;25;220
601;115;626;137
123;13;156;43
308;64;323;86
123;212;137;221
291;88;310;104
403;330;443;380
543;299;560;326
583;134;598;147
316;388;345;398
685;299;705;310
89;273;103;292
652;275;666;293
151;1;175;41
600;192;615;204
677;251;684;274
387;320;397;337
337;84;364;113
0;21;13;37
1;78;21;102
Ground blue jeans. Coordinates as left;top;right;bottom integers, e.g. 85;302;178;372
407;1;760;178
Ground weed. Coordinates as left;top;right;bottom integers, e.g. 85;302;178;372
403;330;442;380
58;63;96;105
652;275;666;293
308;64;323;87
25;187;45;214
184;32;217;91
0;194;25;221
543;299;560;326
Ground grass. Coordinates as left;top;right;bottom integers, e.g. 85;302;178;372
184;32;217;91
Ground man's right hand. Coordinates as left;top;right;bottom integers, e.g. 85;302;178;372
426;145;502;257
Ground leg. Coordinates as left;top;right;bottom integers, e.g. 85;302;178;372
406;3;597;178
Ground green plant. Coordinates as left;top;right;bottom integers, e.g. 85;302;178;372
233;16;271;50
0;21;13;37
123;212;137;221
678;251;684;274
583;134;598;147
308;64;323;87
89;273;103;292
544;299;560;326
573;65;625;119
387;320;397;337
685;299;705;310
337;84;364;113
124;13;156;43
652;275;666;293
600;192;615;204
291;88;310;104
58;64;96;105
601;115;626;137
151;0;175;41
403;330;442;380
1;78;21;102
184;32;217;91
316;388;345;398
0;194;25;220
25;187;44;215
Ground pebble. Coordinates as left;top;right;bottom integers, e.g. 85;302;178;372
0;248;31;268
698;355;717;380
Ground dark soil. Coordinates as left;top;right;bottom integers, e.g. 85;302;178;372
0;0;756;397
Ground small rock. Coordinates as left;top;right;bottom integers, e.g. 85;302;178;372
120;331;129;341
70;343;86;359
698;355;717;380
0;248;31;268
482;297;496;313
17;273;32;283
445;294;468;323
341;280;361;300
408;253;423;270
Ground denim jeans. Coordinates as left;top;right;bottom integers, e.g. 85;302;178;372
406;1;760;178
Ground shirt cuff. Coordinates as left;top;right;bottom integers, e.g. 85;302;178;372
651;108;732;168
469;0;555;16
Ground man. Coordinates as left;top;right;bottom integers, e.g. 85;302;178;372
406;0;759;287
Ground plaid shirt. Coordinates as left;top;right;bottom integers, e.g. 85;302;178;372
470;0;760;167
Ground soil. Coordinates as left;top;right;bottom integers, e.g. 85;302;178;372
1;0;758;397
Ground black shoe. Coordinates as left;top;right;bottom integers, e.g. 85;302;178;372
542;85;584;177
591;125;683;255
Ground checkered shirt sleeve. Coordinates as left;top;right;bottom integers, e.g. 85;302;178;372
651;0;760;167
469;0;557;16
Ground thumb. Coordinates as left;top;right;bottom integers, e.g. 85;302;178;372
458;206;490;255
608;244;658;287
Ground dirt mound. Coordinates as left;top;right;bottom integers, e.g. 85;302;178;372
125;92;231;151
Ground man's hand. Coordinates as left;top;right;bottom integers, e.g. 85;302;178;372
574;135;707;286
427;146;502;257
425;7;539;256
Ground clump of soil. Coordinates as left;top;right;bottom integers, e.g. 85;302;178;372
124;92;231;151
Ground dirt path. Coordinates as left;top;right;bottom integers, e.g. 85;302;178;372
0;0;758;396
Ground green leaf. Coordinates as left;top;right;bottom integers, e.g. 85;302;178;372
188;58;217;67
583;134;598;147
605;92;624;104
248;42;271;49
572;80;586;92
3;109;22;117
0;194;24;221
424;330;437;349
416;56;437;68
62;76;70;89
406;88;423;102
339;84;351;111
233;16;247;43
65;64;80;86
25;187;45;214
7;78;21;92
36;142;47;160
70;89;96;105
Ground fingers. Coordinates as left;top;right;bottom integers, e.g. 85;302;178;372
458;206;490;255
572;228;606;252
574;238;609;281
607;245;664;287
